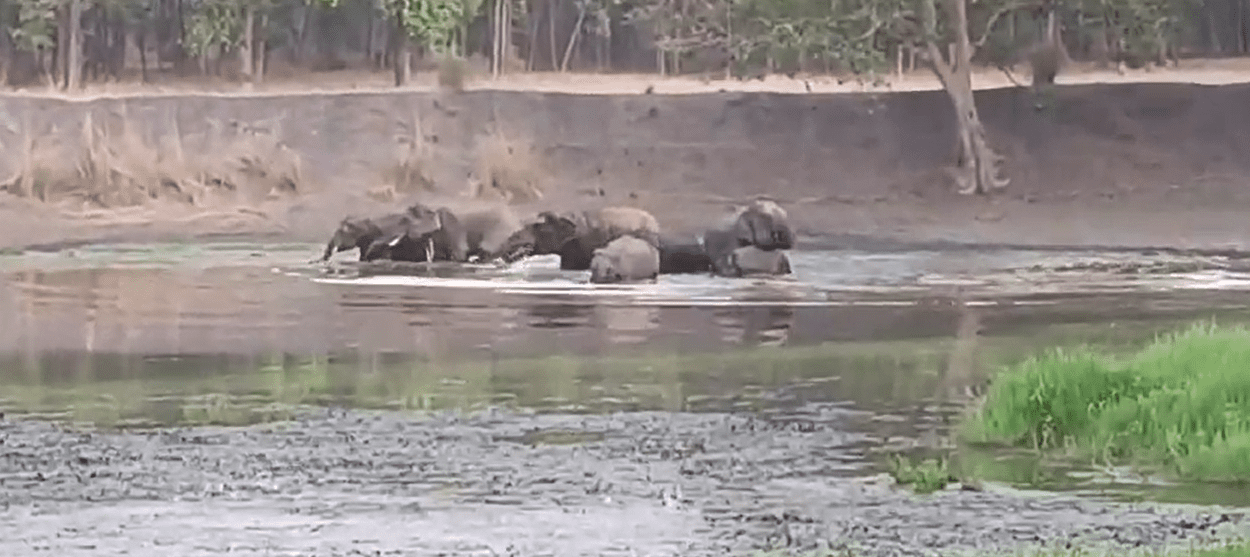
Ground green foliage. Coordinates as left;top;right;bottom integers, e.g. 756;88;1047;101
186;0;244;58
961;322;1250;483
393;0;465;54
9;0;60;52
887;454;956;494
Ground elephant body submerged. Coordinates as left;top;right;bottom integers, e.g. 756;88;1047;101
497;206;662;270
657;198;796;277
320;202;523;265
320;205;448;263
589;235;661;284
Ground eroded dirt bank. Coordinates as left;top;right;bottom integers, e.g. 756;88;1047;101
2;80;1250;253
1;407;1245;557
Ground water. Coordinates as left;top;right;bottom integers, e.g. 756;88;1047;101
2;241;1250;556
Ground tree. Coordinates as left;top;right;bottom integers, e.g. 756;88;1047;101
822;0;1036;195
317;0;463;85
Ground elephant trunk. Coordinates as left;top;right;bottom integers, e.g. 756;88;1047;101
320;240;338;262
770;227;795;250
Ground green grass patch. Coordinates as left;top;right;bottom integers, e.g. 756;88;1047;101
749;539;1250;556
960;322;1250;483
887;454;958;494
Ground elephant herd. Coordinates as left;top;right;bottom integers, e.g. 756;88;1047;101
317;199;797;283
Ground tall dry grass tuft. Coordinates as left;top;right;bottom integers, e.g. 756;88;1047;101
468;129;547;205
961;321;1250;483
0;109;303;210
437;56;470;92
383;109;436;195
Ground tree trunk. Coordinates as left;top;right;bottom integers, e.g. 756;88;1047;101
924;0;1009;196
241;5;254;81
56;6;69;87
255;13;268;84
393;5;411;86
66;0;83;90
365;6;375;67
561;5;585;72
1235;0;1245;53
548;0;557;70
504;0;513;71
295;3;312;66
725;0;732;79
492;0;502;76
138;22;148;83
1206;6;1223;53
527;3;540;71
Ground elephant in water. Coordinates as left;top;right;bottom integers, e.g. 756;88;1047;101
656;235;713;274
453;203;525;262
656;198;796;277
370;203;469;263
724;246;792;277
495;206;662;270
321;201;525;265
589;235;661;284
319;205;447;263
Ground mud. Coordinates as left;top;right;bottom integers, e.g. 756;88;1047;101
1;407;1246;557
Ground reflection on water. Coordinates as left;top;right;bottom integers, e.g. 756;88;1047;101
5;243;1250;506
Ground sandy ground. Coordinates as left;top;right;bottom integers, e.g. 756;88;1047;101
7;57;1250;100
4;59;1250;253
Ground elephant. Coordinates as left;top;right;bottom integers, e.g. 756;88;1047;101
723;198;795;252
656;235;713;274
453;203;525;262
319;206;442;263
723;245;793;277
495;206;662;270
654;199;796;277
320;201;526;265
589;235;661;284
370;203;469;263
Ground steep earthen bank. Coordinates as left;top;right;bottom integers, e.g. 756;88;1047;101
1;81;1249;252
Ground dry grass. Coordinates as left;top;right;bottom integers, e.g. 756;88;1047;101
437;56;470;93
0;107;303;211
382;109;437;195
467;127;547;204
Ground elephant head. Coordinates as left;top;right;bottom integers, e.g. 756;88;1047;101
495;211;580;263
321;216;381;261
731;199;795;251
364;203;462;262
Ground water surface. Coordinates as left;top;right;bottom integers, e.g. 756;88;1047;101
3;241;1250;508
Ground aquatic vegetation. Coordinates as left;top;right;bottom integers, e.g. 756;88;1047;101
749;540;1250;556
887;454;957;494
961;322;1250;483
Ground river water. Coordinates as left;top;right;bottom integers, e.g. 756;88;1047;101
1;241;1249;556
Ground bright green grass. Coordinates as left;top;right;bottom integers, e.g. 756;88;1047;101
886;454;957;494
751;540;1250;556
960;322;1250;483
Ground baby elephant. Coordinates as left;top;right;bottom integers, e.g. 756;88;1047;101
589;235;661;284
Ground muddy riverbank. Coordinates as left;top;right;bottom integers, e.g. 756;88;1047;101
2;406;1247;557
4;76;1250;255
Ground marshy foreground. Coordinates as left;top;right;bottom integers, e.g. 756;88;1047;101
3;242;1250;556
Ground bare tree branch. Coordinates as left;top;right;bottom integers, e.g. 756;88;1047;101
972;1;1039;48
